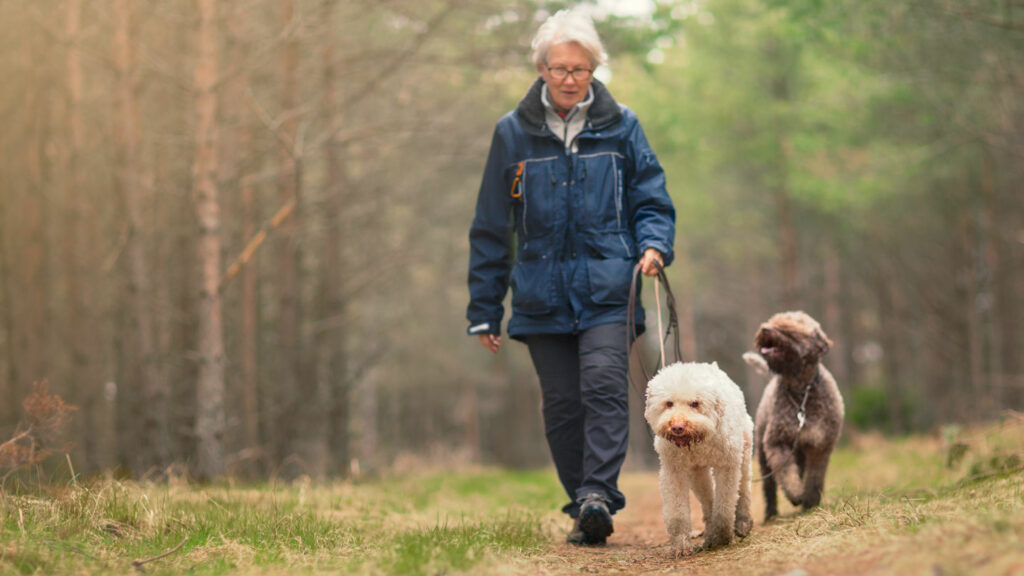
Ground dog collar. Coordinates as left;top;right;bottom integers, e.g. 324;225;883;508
789;371;822;433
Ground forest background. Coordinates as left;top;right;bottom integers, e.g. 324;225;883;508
0;0;1020;481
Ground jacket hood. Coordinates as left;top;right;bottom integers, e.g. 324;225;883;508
516;77;623;134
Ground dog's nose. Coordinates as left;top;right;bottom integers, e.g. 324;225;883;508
671;424;686;435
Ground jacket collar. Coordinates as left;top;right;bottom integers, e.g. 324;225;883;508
516;77;622;136
541;83;594;123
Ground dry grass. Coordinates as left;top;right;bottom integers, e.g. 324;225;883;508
536;414;1024;576
0;417;1021;575
0;468;560;575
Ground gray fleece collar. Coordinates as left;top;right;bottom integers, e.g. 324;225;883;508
515;76;622;134
542;85;593;152
541;84;594;119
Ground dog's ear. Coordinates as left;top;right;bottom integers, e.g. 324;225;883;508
752;326;765;348
710;394;726;422
644;381;657;410
643;389;660;423
810;327;832;359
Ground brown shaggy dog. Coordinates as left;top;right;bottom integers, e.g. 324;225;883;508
743;311;844;521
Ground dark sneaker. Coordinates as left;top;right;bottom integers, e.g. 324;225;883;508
566;517;586;545
577;494;614;545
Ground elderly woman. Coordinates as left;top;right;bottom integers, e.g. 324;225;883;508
466;8;675;545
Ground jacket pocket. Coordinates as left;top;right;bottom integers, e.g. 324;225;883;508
511;256;555;315
519;158;559;236
578;151;625;229
585;233;635;306
587;257;634;306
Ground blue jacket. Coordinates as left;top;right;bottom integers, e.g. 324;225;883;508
467;78;675;340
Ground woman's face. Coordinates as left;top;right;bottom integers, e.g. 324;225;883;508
538;42;594;114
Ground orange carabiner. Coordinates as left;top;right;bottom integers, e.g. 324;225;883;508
510;161;524;198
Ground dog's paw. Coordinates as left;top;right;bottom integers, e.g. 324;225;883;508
742;351;770;375
800;491;823;510
702;524;734;550
671;543;696;558
782;489;802;507
798;502;822;514
734;516;753;538
669;532;694;557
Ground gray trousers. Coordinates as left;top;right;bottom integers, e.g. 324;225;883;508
524;322;630;518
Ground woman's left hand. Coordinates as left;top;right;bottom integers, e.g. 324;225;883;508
639;248;664;277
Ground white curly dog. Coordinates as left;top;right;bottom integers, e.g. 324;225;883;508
644;362;754;556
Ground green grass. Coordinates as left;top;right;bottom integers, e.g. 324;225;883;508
385;514;547;576
1;418;1021;575
0;468;562;575
373;468;566;512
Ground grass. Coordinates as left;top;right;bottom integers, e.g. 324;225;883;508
0;467;560;575
0;417;1021;575
385;514;547;575
666;415;1024;576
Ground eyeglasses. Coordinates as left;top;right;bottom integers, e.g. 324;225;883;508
546;66;593;81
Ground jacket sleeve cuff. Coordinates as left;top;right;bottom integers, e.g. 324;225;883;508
467;321;500;336
639;242;674;266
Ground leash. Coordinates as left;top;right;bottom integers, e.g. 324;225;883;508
626;260;683;403
654;279;666;371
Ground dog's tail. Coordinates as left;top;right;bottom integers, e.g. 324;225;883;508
742;351;770;376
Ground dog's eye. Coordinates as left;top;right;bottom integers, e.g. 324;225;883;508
689;401;700;409
665;401;673;408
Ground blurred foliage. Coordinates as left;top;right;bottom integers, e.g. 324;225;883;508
0;0;1020;477
847;384;917;433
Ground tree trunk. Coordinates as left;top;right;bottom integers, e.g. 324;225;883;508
765;37;799;309
225;0;262;477
741;256;767;407
63;0;102;469
20;36;49;400
239;161;261;475
114;0;169;470
877;268;906;433
272;0;300;468
822;237;848;385
318;0;348;477
773;144;798;309
960;206;986;422
353;368;378;478
0;179;16;429
979;145;1003;413
991;142;1021;410
193;0;225;479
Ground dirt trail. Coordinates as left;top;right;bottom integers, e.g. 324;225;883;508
526;425;1024;575
546;472;738;574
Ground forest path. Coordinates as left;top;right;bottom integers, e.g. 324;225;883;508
543;472;749;574
553;473;681;572
527;424;1024;576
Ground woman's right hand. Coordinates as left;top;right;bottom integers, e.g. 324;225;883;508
478;333;502;354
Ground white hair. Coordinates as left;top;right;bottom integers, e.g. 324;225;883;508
530;8;608;68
